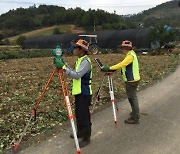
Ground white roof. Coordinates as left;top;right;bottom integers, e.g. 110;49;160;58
78;35;97;38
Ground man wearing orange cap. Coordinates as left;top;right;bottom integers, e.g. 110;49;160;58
54;39;92;147
102;40;140;124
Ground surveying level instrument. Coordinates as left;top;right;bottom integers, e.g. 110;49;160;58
53;45;63;59
91;58;118;126
13;46;81;154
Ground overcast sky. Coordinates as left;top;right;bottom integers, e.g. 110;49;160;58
0;0;172;15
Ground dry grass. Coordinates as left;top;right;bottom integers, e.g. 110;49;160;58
5;24;85;43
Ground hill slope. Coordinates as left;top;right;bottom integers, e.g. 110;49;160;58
128;0;180;27
5;24;85;43
0;5;120;38
0;0;179;42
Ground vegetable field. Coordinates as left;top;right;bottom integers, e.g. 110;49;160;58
0;52;179;152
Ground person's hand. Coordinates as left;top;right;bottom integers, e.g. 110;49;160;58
54;58;65;69
101;66;110;72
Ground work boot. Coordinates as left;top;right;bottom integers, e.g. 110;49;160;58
70;126;83;139
124;117;139;124
79;126;91;148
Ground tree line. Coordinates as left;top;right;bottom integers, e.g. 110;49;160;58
0;1;179;48
127;0;180;28
0;5;136;38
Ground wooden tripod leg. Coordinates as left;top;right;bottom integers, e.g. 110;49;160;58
34;68;57;110
13;68;57;152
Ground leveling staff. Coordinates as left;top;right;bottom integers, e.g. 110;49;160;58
101;40;141;124
54;39;92;148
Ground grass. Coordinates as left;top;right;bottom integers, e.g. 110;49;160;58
0;52;180;152
27;25;72;37
0;48;52;60
5;24;85;43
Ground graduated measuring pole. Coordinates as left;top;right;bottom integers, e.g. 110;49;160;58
13;68;81;154
58;68;81;154
107;72;118;126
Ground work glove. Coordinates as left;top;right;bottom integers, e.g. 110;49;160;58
101;66;110;72
54;58;65;69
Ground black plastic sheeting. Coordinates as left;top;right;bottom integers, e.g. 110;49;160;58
23;28;151;50
23;33;78;49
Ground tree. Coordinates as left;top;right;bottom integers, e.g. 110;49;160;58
81;12;94;26
0;34;4;45
53;27;63;34
4;38;10;45
16;35;26;47
148;24;178;48
0;34;3;41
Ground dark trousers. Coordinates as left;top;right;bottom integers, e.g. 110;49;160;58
125;81;140;119
75;94;92;127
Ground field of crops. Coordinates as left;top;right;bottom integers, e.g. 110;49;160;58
0;52;180;152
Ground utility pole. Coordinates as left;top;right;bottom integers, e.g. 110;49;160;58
94;20;96;32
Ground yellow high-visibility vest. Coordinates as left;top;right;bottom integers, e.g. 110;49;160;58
121;50;140;81
72;55;92;95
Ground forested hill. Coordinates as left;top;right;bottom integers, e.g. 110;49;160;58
127;0;180;27
0;6;128;38
0;0;179;38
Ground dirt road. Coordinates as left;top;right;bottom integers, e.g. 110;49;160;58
18;64;180;154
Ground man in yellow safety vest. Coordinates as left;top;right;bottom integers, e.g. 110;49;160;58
54;39;93;147
102;40;140;124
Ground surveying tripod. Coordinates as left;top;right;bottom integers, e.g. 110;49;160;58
13;68;81;154
91;71;118;127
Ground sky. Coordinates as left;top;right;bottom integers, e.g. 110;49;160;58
0;0;172;15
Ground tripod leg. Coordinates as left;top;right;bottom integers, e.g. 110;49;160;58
108;75;119;112
58;69;81;154
13;113;34;152
91;75;106;114
108;75;117;127
13;68;56;152
34;68;56;110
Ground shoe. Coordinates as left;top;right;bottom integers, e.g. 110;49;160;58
130;112;140;118
79;139;90;148
79;126;91;148
124;117;139;124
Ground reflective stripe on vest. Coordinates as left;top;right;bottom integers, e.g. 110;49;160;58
72;55;92;95
121;50;140;81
